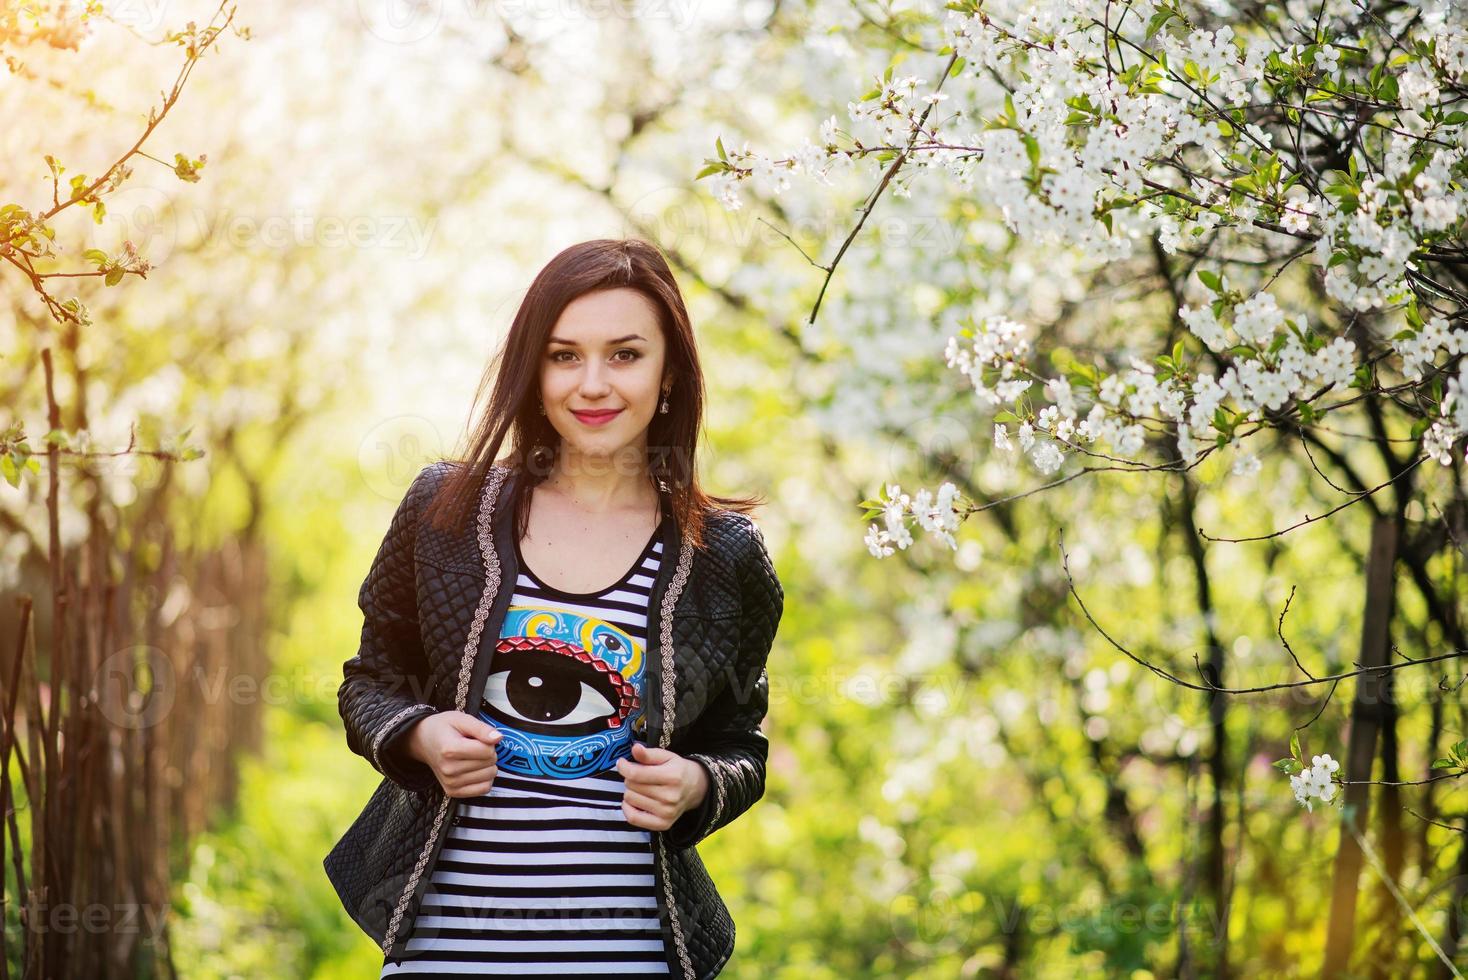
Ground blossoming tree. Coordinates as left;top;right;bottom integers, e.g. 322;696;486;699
704;0;1467;974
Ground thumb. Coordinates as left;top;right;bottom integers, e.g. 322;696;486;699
450;712;501;744
631;741;673;764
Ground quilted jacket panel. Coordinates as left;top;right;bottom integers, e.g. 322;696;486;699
323;460;783;979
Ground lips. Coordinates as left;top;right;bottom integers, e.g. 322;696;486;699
572;409;622;425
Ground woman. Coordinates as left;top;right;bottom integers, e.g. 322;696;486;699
323;239;784;980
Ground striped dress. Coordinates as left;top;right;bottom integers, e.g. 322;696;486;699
381;518;672;977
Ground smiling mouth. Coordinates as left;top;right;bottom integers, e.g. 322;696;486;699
572;409;622;424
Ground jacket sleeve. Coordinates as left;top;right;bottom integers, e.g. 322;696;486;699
337;464;443;794
663;517;783;851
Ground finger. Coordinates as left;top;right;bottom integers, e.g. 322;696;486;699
471;718;502;744
617;752;675;779
615;757;652;784
625;800;671;831
617;755;675;787
622;798;666;831
447;712;502;745
441;757;498;778
446;765;497;795
623;787;674;815
446;736;499;762
448;778;495;799
630;741;676;765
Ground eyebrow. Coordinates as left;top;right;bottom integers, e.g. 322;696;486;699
548;334;646;346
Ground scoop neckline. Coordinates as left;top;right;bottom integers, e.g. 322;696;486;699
514;517;665;600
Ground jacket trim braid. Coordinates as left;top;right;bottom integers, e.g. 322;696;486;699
687;752;727;830
658;531;697;980
370;705;430;772
380;462;510;955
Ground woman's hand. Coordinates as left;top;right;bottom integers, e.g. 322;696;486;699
405;710;502;798
616;741;709;831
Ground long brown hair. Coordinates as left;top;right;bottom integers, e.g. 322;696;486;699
420;238;764;551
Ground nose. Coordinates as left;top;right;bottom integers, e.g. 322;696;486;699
579;361;612;396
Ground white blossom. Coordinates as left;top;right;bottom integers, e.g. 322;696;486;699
1289;753;1341;812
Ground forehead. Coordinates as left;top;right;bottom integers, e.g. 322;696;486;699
552;288;662;342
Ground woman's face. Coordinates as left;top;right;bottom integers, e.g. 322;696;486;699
539;287;669;468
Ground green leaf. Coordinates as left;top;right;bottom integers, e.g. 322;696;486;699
1198;269;1222;291
1023;133;1041;169
104;267;124;286
1290;729;1301;761
1145;7;1177;40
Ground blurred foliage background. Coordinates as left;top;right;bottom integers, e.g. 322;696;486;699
2;0;1466;977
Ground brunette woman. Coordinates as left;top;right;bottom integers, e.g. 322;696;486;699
325;238;784;980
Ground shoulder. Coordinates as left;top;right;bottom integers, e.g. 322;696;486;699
401;459;475;518
703;507;768;567
704;509;782;611
407;459;454;499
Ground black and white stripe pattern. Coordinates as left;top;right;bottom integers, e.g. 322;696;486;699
381;524;670;977
510;527;663;642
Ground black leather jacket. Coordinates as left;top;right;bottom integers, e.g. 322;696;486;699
323;460;784;978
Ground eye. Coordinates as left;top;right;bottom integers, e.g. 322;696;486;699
548;349;640;363
483;669;614;726
478;642;632;737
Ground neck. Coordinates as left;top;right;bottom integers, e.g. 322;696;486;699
541;446;659;515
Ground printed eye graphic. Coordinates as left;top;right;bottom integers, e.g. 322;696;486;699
480;637;637;737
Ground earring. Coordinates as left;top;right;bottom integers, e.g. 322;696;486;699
650;445;671;492
659;391;669;414
529;443;554;474
538;401;547;416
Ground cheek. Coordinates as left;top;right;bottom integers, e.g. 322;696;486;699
541;371;578;403
637;369;665;405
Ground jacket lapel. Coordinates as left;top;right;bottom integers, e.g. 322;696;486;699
649;491;694;748
447;463;516;714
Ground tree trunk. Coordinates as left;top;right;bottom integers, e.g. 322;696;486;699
1322;516;1398;977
